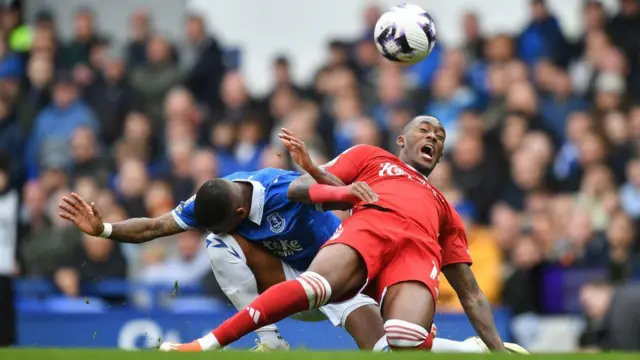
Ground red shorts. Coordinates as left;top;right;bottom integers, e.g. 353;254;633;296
322;207;442;306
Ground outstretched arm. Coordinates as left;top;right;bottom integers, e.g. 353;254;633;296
59;193;184;244
442;263;505;351
287;174;377;207
108;213;184;243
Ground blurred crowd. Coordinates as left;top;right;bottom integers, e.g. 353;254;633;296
2;0;640;350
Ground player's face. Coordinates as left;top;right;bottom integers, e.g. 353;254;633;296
399;118;445;176
207;211;245;234
206;188;248;234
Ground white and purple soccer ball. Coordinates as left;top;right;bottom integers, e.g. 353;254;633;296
374;3;436;64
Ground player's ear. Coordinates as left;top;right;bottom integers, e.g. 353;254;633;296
396;135;405;148
237;207;248;219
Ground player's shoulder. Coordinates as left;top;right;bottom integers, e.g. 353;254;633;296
348;144;385;154
339;144;396;160
226;168;299;185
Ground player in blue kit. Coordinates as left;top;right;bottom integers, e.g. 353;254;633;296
57;167;386;351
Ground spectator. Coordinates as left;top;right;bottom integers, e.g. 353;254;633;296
163;87;205;146
130;34;181;127
16;53;53;135
424;68;475;144
351;117;381;149
503;232;545;348
29;25;57;61
569;29;611;96
450;134;504;222
0;33;23;80
572;0;609;60
216;71;265;127
552;207;607;267
360;4;381;37
85;57;135;146
372;66;406;131
462;11;485;62
0;156;18;347
190;148;218;189
603;111;633;182
579;282;640;351
69;127;110;186
120;111;156;161
575;164;616;231
234;118;267;172
3;1;29;54
594;71;627;115
608;0;640;75
540;69;587;142
24;72;99;179
181;13;225;109
619;158;640;218
32;9;56;37
383;101;414;151
20;186;82;276
139;231;210;286
353;37;380;90
482;64;509;132
0;94;23;186
605;211;638;281
553;111;594;191
59;7;102;69
501;150;546;210
125;10;153;69
143;180;174;218
500;112;530;158
115;158;149;218
518;0;571;67
166;140;196;202
268;85;301;127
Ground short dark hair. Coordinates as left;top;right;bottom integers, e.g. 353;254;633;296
193;179;234;228
401;115;442;135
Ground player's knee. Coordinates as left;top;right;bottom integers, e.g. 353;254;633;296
384;319;432;350
296;271;332;309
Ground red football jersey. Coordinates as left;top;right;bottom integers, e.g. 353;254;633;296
322;144;472;266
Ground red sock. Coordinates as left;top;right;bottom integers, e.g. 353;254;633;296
211;279;311;347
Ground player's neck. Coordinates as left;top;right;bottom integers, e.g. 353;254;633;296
238;182;254;210
398;153;429;178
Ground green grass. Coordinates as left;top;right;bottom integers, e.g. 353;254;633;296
1;349;638;360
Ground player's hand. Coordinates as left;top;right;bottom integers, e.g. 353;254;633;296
58;192;105;236
347;182;379;203
278;128;315;172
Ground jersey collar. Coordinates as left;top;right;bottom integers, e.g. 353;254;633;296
231;179;265;225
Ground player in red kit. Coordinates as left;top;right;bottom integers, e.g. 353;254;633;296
165;116;505;352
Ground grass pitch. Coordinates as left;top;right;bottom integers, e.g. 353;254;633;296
1;349;638;360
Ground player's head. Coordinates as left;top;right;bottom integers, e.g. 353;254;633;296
193;179;249;234
397;115;445;177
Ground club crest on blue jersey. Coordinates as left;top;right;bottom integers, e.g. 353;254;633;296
267;212;286;233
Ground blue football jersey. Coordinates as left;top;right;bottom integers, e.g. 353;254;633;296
171;168;341;270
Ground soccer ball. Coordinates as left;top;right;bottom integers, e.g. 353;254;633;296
373;4;436;64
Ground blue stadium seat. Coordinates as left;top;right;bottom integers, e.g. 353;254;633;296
43;296;108;313
167;296;227;314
